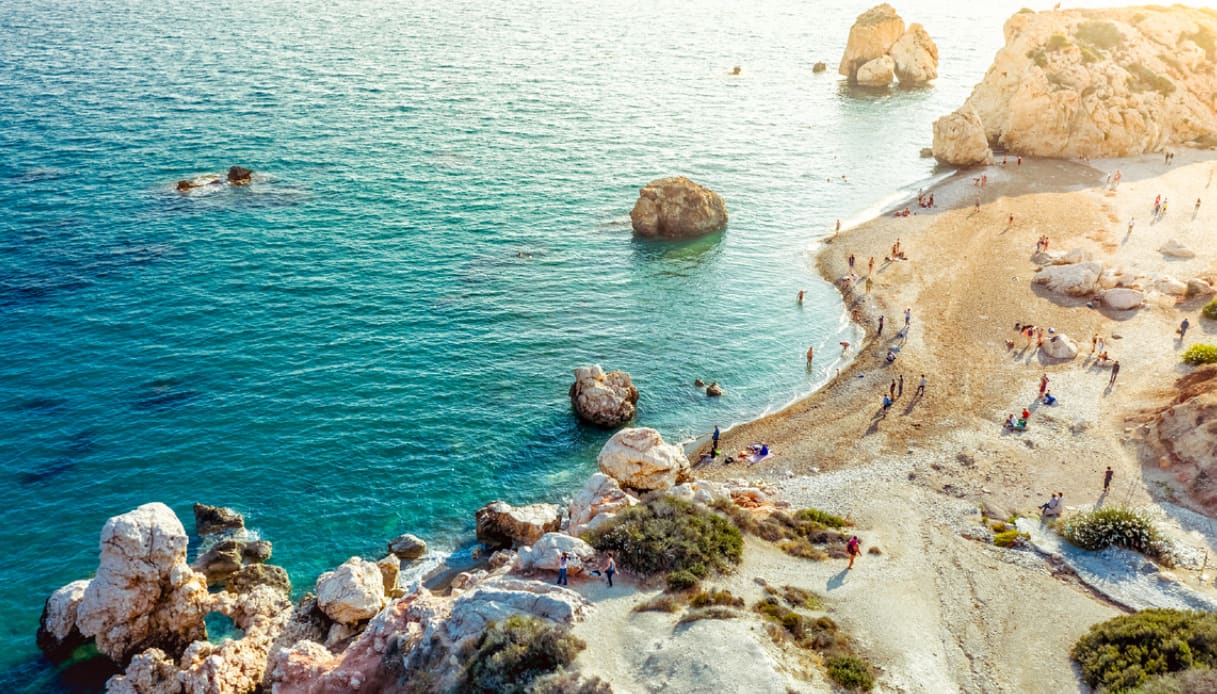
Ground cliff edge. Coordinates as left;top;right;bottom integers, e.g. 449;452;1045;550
934;6;1217;163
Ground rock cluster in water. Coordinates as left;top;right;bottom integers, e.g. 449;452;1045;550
838;4;938;86
630;177;728;240
569;364;639;427
933;6;1217;163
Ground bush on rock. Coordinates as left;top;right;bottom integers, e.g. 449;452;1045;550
1182;344;1217;365
1071;610;1217;692
460;614;586;694
1060;507;1170;563
585;494;742;579
1203;299;1217;321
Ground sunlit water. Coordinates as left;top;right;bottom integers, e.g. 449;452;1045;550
0;0;1130;689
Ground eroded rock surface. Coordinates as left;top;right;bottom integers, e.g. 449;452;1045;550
569;364;639;428
597;427;691;492
630;177;728;240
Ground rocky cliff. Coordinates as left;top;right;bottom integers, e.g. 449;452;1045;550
934;6;1217;163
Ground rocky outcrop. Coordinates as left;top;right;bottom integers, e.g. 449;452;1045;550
568;473;638;537
890;23;939;83
515;533;597;574
106;648;181;694
1145;367;1217;514
1101;287;1144;310
36;579;91;662
856;55;896;86
227;166;253;185
387;533;427;560
630;177;728;240
476;501;562;550
839;5;938;86
839;4;906;81
943;7;1217;159
932;105;994;166
315;557;386;625
1042;334;1079;360
597;427;691;492
194;503;244;537
569;364;640;428
74;503;211;664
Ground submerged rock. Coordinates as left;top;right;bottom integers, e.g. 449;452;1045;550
387;533;427;560
812;61;827;73
227;166;253;185
193;503;245;537
36;580;91;663
630;177;728;240
597;427;691;492
569;364;639;428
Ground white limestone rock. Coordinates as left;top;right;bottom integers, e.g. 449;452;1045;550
1032;261;1103;296
890;23;938;84
569;364;639;428
476;501;562;550
315;557;387;625
597;427;692;492
1101;287;1145;311
567;473;638;538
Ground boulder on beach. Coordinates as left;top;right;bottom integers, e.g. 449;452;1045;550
227;166;253;185
839;4;905;82
569;364;639;428
475;501;562;550
1145;367;1217;515
1042;334;1078;361
74;503;211;663
630;177;728;240
1159;239;1196;259
932;105;993;166
388;533;427;560
597;427;691;492
568;472;639;537
1101;287;1144;311
1187;278;1215;297
315;557;386;625
1032;261;1103;297
890;22;938;84
516;533;596;574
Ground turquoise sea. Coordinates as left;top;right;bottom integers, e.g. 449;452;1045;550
0;0;1126;689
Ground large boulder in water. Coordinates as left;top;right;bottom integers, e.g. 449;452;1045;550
932;105;993;166
630;177;728;240
597;427;691;492
36;579;91;662
227;166;253;185
569;364;639;428
890;23;938;84
838;4;905;82
476;501;562;550
387;533;427;560
74;503;211;663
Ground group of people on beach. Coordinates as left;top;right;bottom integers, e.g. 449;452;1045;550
916;191;935;208
1104;169;1122;190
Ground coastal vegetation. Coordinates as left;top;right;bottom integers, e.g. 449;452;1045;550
585;495;743;580
1059;507;1170;563
1203;299;1217;320
460;614;598;694
710;500;853;560
754;597;875;691
1071;610;1217;692
1182;344;1217;365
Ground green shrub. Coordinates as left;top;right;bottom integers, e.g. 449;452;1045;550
826;654;876;691
689;588;744;609
460;615;585;694
1127;63;1175;95
634;594;684;613
753;598;848;652
993;530;1028;548
1071;610;1217;692
778;537;828;560
764;584;823;610
1136;668;1217;693
676;606;739;626
1203;299;1217;320
1047;33;1072;51
586;494;743;578
794;508;851;529
1018;7;1035;14
1182;344;1217;365
1060;507;1170;562
1076;21;1123;50
665;570;700;592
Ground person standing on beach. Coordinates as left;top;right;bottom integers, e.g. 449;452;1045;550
898;374;904;398
840;341;850;355
1103;466;1113;492
557;552;569;586
1091;334;1098;354
881;394;892;416
865;277;873;294
846;536;861;569
848;254;855;270
1109;360;1120;385
889;379;896;399
712;425;720;454
1179;318;1190;339
916;374;926;397
836;219;841;235
904;307;911;327
1039;373;1049;397
868;257;875;275
1127;218;1134;235
1017;155;1022;166
877;315;884;336
604;553;616;587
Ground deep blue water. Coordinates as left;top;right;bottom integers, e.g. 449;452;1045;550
0;0;1126;688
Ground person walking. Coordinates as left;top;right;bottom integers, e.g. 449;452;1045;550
881;394;892;416
1109;360;1120;386
897;374;904;398
1091;334;1098;354
877;315;884;336
846;536;861;569
916;374;926;397
1039;373;1049;397
848;254;855;270
797;290;805;304
1179;318;1190;339
556;552;569;586
904;307;911;327
1127;218;1134;235
868;257;875;275
712;425;720;455
889;380;896;399
1103;466;1113;492
604;553;616;587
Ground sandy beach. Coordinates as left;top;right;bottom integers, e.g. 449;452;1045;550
568;149;1217;693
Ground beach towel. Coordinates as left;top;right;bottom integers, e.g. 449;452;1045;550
748;452;775;465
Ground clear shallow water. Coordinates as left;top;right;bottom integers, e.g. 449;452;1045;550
0;0;1127;688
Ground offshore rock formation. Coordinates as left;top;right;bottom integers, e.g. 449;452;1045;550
387;533;427;560
936;6;1217;161
569;364;640;427
476;501;562;550
839;4;938;86
597;427;691;492
630;177;728;240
